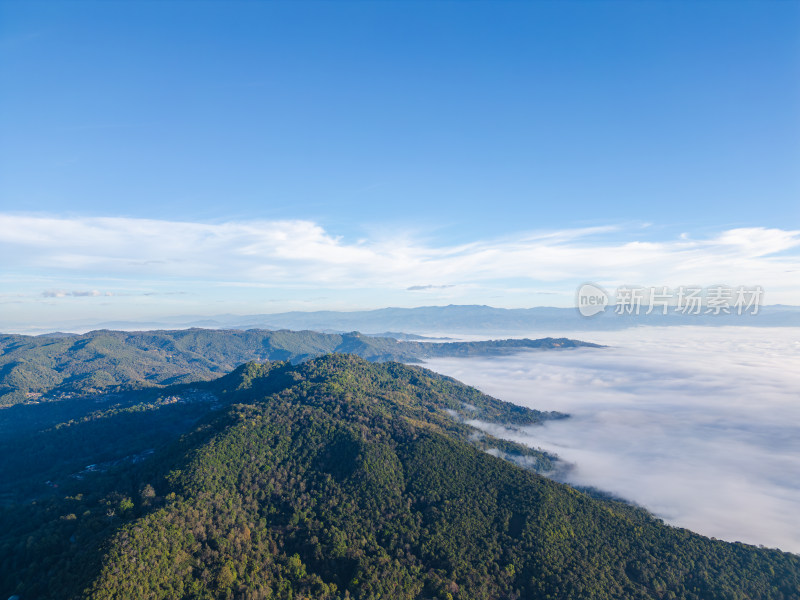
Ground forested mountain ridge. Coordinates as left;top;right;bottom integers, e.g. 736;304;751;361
3;355;797;599
0;356;560;598
0;328;600;407
0;357;561;507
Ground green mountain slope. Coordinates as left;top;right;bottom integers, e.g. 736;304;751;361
4;355;794;599
0;328;599;407
0;356;559;599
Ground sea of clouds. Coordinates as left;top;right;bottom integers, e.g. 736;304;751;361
423;326;800;554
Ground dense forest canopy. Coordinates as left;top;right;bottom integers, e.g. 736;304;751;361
0;328;599;407
1;354;797;599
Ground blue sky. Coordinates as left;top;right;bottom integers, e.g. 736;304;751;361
1;1;799;328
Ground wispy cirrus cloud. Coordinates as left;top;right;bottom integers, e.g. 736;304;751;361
407;284;456;291
1;213;799;304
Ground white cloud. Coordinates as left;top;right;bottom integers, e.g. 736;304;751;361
424;326;800;553
407;284;456;291
1;214;799;302
42;289;109;298
41;289;68;298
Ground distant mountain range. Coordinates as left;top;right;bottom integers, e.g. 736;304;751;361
14;304;800;335
0;328;599;407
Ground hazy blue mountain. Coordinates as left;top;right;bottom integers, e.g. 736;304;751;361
23;304;799;336
225;304;800;332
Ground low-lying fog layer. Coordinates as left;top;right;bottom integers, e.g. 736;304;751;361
424;327;800;554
